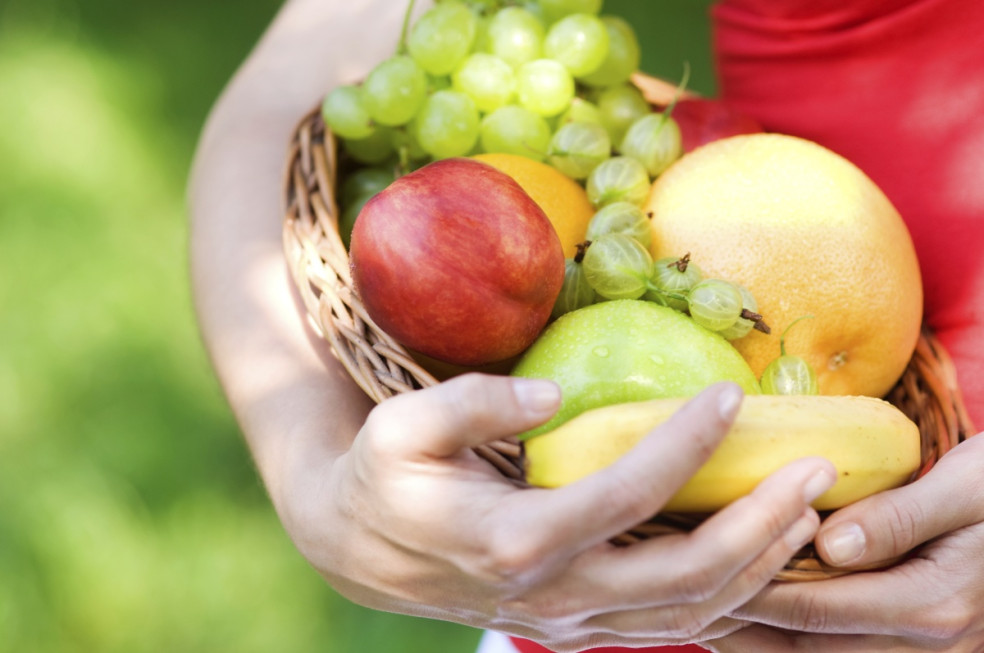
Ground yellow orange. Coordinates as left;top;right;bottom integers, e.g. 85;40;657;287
472;153;593;258
646;133;923;398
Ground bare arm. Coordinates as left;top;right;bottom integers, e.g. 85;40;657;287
189;0;417;509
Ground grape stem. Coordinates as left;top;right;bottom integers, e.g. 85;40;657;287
574;240;592;264
643;282;688;305
396;145;411;178
463;0;522;18
397;0;418;55
522;141;551;159
668;253;691;272
745;309;771;334
549;147;608;164
659;62;691;126
778;315;815;355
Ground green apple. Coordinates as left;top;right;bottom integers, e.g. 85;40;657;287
512;299;761;439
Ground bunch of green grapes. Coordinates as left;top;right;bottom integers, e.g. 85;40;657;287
322;0;694;241
324;0;769;351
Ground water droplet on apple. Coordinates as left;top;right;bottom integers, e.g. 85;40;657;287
592;346;610;358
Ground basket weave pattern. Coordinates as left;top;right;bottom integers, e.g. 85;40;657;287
282;95;975;580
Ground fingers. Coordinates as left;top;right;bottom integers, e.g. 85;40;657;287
816;435;984;568
731;553;974;639
581;519;812;640
577;457;832;607
366;373;561;458
539;459;832;641
567;616;749;650
710;624;954;653
518;383;747;552
705;625;825;652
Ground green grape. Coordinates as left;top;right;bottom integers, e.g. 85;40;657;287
547;122;610;179
557;97;604;127
551;249;597;319
646;254;703;311
479;105;552;160
543;13;609;77
408;1;478;76
339;167;393;248
363;56;428;126
452;53;516;112
586;155;651;207
539;0;604;24
620;113;682;176
343;127;396;164
516;59;575;116
718;285;762;341
487;6;545;69
761;317;818;395
321;85;374;140
688;279;744;332
340;167;395;208
339;191;378;249
579;15;641;87
339;200;364;249
761;356;819;395
581;233;654;300
415;90;480;158
585;201;651;247
597;83;651;146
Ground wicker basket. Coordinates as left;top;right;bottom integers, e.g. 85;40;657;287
281;76;976;581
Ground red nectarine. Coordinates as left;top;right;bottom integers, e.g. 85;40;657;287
350;158;565;366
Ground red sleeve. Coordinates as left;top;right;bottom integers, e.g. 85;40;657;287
509;637;706;653
713;0;984;428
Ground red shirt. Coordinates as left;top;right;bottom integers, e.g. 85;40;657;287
714;0;984;428
513;0;984;650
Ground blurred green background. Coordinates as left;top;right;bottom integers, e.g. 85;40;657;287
0;0;715;650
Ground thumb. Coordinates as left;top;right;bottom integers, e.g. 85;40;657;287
815;436;984;567
367;373;560;458
520;382;748;549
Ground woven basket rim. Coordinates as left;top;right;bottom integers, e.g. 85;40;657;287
281;73;976;581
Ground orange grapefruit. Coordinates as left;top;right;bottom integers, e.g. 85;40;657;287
472;153;593;258
646;133;923;398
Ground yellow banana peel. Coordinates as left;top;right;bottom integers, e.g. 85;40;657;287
524;394;921;512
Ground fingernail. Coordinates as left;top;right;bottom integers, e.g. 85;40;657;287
717;384;743;421
820;522;867;565
803;468;836;504
784;512;818;549
513;379;561;416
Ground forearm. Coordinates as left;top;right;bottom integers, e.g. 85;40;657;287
187;0;414;510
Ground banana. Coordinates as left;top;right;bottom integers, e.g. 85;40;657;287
524;394;921;512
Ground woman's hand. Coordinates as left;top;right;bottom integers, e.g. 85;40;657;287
706;432;984;652
280;376;837;652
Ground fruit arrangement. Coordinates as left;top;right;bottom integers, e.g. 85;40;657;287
335;0;774;366
283;0;973;579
